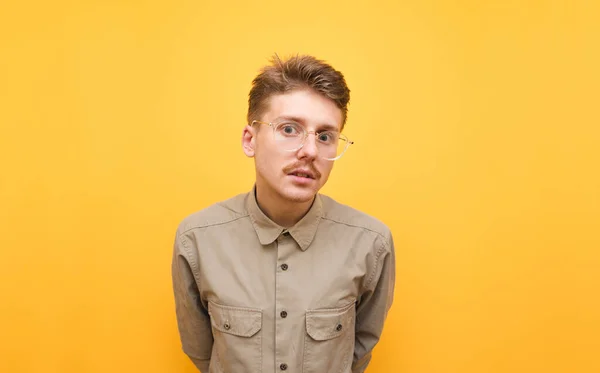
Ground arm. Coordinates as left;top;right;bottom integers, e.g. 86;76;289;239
171;228;213;372
352;232;396;373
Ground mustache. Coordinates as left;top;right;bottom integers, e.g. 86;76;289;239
282;162;322;179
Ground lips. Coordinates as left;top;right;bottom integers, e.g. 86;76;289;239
283;162;321;181
288;169;316;179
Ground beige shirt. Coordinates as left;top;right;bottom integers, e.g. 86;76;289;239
171;187;395;373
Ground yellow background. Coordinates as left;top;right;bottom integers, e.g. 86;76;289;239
1;1;598;372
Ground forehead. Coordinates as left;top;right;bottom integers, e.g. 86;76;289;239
262;89;343;131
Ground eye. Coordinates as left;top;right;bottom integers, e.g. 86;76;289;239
278;122;302;136
317;131;337;144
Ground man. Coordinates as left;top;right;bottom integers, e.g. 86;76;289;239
171;54;395;373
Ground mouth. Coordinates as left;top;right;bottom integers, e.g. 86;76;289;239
288;170;316;180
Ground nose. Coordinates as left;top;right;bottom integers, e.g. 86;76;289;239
297;131;319;160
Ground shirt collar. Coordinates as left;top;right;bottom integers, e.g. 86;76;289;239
246;185;323;251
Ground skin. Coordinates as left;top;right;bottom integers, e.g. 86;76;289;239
241;88;343;227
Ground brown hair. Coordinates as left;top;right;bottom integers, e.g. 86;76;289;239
247;54;351;129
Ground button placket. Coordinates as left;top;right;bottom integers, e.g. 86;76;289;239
275;230;296;372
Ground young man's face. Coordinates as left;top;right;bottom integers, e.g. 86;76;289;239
242;88;343;204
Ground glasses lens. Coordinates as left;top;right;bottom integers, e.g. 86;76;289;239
274;122;305;151
318;133;348;160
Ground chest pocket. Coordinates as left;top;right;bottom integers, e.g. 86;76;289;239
303;301;356;373
208;301;262;373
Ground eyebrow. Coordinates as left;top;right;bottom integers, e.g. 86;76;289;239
275;115;340;132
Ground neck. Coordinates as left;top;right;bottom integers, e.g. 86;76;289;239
255;183;314;228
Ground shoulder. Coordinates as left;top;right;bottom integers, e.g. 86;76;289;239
176;192;249;235
319;194;393;248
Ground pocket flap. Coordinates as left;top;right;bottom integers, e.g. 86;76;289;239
208;301;262;337
306;302;355;341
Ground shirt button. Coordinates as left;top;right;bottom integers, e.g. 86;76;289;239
280;363;288;370
336;323;343;331
280;310;288;318
281;263;288;271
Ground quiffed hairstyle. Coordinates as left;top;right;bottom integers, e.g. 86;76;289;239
247;54;351;129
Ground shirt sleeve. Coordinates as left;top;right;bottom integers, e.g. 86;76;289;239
352;230;396;373
171;227;213;372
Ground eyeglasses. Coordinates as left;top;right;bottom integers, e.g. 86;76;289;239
251;119;354;161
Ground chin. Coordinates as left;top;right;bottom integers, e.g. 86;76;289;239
280;185;318;203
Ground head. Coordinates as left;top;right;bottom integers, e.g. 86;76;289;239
242;54;351;205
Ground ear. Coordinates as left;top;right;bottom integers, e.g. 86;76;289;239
241;125;256;157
